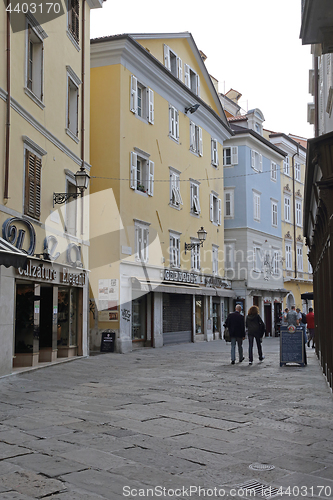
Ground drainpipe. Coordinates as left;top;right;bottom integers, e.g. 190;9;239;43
292;145;299;280
4;2;10;201
314;56;319;138
80;0;85;235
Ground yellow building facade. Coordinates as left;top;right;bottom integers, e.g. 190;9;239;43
0;0;103;377
90;33;234;353
267;133;313;312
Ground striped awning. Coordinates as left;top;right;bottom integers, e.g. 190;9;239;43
0;237;28;269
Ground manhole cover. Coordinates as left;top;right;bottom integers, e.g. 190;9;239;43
249;463;275;471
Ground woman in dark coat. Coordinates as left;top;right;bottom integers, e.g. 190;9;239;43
246;305;265;365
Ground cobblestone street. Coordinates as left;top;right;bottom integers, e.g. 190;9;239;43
0;338;332;499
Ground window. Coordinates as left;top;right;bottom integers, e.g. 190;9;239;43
184;64;200;95
255;122;261;134
296;200;302;226
164;45;182;79
253;191;260;221
211;139;219;166
130;75;154;124
251;150;262;172
210;192;222;225
297;245;303;272
134;220;150;263
284;195;291;222
271;200;278;227
190;122;203;156
224;188;234;218
130;151;154;196
224;243;234;271
68;0;79;43
284;156;290;175
26;25;44;104
285;243;292;270
190;181;201;215
271;161;277;181
169;105;179;141
169;231;181;268
223;146;238;166
66;66;81;141
308;259;313;275
191;239;200;271
295;162;301;181
212;245;219;275
273;251;280;275
24;150;42;220
169;168;183;208
254;247;262;272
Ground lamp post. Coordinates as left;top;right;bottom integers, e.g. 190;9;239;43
184;227;207;254
53;169;90;206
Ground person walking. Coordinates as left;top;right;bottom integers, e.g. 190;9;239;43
246;305;265;365
286;305;299;326
282;308;289;326
224;304;245;365
306;307;315;348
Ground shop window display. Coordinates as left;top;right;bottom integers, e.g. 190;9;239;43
58;288;78;347
15;285;34;353
132;297;146;340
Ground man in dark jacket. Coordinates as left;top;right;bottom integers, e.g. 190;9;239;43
225;304;245;365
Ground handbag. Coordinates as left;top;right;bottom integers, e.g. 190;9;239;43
224;327;231;342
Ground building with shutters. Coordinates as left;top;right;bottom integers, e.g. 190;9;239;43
0;0;104;377
89;33;234;353
222;107;287;335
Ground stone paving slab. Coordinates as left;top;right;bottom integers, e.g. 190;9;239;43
0;471;66;498
8;453;87;477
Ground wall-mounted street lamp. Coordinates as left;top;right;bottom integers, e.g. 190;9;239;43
53;169;90;206
184;227;207;254
185;103;200;114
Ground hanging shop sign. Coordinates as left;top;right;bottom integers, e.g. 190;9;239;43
164;269;199;284
204;276;231;288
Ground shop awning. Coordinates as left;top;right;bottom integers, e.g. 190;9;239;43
132;278;236;297
301;292;314;300
0;237;28;270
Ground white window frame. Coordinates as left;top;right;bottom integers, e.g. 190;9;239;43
66;66;81;142
134;219;150;263
253;190;261;222
284;195;291;222
191;238;200;271
251;150;262;172
284;156;290;176
297;245;303;272
130;75;154;124
25;19;46;108
190;180;201;215
169;167;183;208
253;246;262;273
164;44;182;80
271;161;277;181
296;199;302;226
169;105;179;141
271;199;278;227
212;244;219;275
130;150;154;196
224;188;234;219
223;146;238;167
285;243;292;270
295;161;301;182
190;122;203;156
184;64;200;95
273;250;280;275
308;258;313;275
210;192;222;226
224;242;235;271
211;138;219;167
169;230;181;268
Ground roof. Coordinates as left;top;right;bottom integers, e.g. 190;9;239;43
228;115;248;122
269;132;307;153
229;123;287;157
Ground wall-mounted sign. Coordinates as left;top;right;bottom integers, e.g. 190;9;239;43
164;269;199;284
17;261;57;281
61;269;86;286
98;279;119;321
204;276;231;288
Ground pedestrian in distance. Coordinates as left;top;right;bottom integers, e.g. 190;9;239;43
306;307;315;348
282;308;289;326
224;304;245;365
286;305;299;326
246;305;266;365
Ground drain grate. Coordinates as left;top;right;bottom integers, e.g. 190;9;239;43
249;463;275;471
234;480;281;499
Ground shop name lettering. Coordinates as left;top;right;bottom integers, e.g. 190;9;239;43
2;217;82;266
164;269;198;284
17;261;85;285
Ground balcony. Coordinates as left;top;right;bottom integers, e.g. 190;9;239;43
301;0;333;53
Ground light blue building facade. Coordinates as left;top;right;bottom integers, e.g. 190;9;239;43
223;109;287;335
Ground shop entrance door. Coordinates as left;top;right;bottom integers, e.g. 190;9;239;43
212;299;221;339
40;287;53;350
264;304;272;336
163;294;192;345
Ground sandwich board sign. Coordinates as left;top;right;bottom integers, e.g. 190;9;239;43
280;325;305;367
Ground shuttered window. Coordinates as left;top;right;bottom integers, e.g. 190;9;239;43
68;0;79;43
24;150;41;220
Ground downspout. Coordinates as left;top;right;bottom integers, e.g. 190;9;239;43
80;0;85;235
292;146;299;280
4;2;10;201
314;56;319;138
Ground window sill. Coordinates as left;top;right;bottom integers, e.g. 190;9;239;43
135;189;148;197
66;128;79;144
169;203;181;210
190;211;200;217
223;163;234;168
190;149;200;157
24;87;45;109
67;29;80;51
22;214;42;226
270;177;277;182
224;215;234;219
169;135;179;144
211;163;219;168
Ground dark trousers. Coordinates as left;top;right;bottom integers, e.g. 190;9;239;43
248;335;263;362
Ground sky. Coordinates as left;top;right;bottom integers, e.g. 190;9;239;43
90;0;313;140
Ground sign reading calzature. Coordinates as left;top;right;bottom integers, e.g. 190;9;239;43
164;269;199;284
